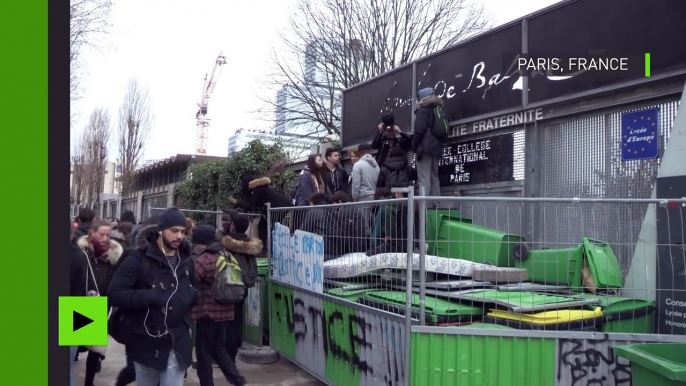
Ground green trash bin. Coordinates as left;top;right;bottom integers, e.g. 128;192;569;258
514;246;584;288
614;343;686;386
572;294;655;333
582;237;624;289
434;219;525;267
426;209;462;255
359;291;484;325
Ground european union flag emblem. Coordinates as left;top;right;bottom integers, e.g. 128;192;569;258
621;108;659;161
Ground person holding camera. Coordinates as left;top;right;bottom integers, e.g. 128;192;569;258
371;113;412;167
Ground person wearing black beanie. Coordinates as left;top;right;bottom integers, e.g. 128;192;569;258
107;206;197;385
220;213;262;366
192;225;217;247
191;222;247;385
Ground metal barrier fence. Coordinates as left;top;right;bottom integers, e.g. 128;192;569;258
266;193;686;386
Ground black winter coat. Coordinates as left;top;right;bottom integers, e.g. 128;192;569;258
412;95;445;157
236;177;292;213
371;131;412;167
107;228;197;371
377;154;417;189
74;236;125;296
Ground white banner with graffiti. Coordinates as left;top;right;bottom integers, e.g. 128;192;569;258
271;223;325;293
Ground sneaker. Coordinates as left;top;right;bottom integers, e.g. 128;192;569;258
183;371;188;381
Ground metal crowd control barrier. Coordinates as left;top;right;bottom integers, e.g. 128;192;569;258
265;193;686;386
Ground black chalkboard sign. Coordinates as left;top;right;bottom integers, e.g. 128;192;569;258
438;133;514;186
342;66;414;147
415;23;523;123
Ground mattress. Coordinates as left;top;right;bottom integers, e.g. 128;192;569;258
323;252;496;279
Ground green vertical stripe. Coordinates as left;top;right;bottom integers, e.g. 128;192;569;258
0;0;47;384
645;53;651;77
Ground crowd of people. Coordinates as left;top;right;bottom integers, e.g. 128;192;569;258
67;87;446;386
70;206;259;386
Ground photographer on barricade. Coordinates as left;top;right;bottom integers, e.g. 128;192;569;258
371;113;412;167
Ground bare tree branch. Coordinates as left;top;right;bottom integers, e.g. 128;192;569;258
70;0;112;101
255;0;490;146
118;79;154;196
72;107;111;206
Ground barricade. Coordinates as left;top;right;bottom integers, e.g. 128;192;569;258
411;195;686;386
267;193;685;386
267;189;416;386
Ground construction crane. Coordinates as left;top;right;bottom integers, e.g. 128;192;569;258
195;53;227;154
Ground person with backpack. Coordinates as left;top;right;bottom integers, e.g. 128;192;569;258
190;223;247;386
412;87;447;204
107;207;197;386
220;214;261;365
376;147;416;190
371;113;412;167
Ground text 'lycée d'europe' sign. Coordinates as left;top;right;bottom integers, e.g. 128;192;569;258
621;108;659;161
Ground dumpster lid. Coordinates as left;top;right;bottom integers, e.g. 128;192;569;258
453;289;601;313
572;293;655;313
325;288;380;297
614;343;686;382
453;323;515;330
488;307;603;325
497;283;571;293
364;291;483;316
582;238;624;288
414;280;494;291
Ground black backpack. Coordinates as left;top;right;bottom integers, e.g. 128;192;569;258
429;105;450;140
386;168;410;189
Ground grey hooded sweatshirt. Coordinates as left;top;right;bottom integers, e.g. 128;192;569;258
351;154;380;201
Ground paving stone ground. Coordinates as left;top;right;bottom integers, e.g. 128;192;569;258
72;337;325;386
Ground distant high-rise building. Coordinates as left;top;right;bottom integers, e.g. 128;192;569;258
304;42;318;84
275;86;289;135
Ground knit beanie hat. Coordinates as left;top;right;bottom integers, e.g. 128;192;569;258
232;214;251;234
157;207;187;232
192;225;217;246
418;87;435;100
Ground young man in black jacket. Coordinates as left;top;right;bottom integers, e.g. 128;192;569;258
412;87;444;202
108;207;196;386
371;114;412;167
322;148;348;195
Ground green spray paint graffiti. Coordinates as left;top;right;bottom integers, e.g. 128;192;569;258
270;282;407;386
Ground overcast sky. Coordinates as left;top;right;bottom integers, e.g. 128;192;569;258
71;0;560;162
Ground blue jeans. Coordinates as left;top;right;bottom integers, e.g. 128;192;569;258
70;346;77;386
134;352;186;386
